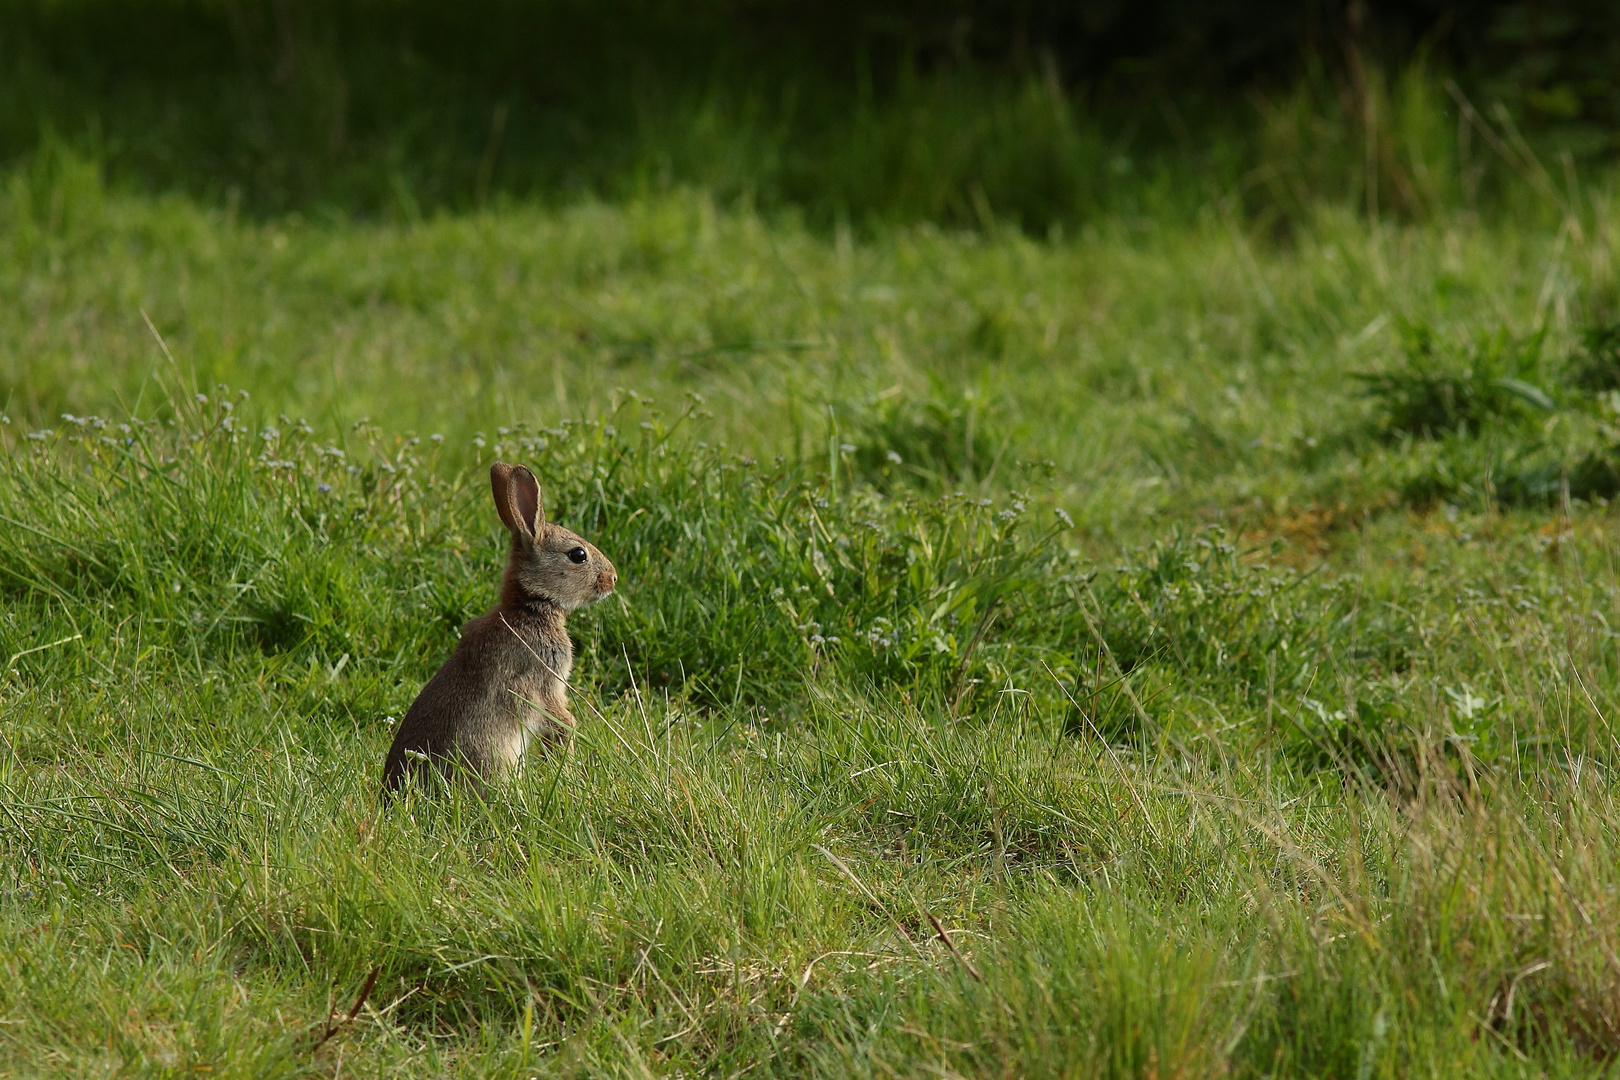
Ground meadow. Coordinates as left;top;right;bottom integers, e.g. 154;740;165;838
5;83;1620;1076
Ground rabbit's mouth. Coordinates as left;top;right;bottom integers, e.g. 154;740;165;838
593;568;618;598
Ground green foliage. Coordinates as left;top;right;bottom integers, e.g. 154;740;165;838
1567;319;1620;392
6;96;1620;1076
4;393;1371;737
0;1;1601;231
831;385;1009;491
1357;321;1555;440
1342;317;1620;509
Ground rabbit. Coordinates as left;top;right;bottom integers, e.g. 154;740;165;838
382;461;617;796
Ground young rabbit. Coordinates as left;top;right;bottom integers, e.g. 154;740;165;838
382;461;617;795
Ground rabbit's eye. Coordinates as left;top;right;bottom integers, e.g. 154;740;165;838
567;547;588;564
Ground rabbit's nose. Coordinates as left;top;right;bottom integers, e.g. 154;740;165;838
598;568;617;593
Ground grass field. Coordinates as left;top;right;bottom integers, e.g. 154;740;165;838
6;126;1620;1077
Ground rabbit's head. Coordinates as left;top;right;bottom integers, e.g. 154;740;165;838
491;462;618;611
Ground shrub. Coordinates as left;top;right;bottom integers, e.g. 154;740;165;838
1357;321;1554;439
1566;320;1620;393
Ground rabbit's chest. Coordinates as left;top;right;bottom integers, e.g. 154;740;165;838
507;642;571;723
495;665;569;771
509;667;567;714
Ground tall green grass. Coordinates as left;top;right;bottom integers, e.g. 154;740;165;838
0;0;1573;234
4;389;1620;1075
6;74;1620;1075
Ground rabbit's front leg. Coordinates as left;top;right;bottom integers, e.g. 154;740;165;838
534;694;575;748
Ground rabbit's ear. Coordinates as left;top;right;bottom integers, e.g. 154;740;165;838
508;465;545;535
490;461;540;541
492;462;545;541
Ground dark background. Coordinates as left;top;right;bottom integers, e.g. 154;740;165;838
2;0;1615;224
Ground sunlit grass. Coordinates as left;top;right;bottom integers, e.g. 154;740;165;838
4;139;1620;1076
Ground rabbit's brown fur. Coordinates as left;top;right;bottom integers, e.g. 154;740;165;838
382;462;617;795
